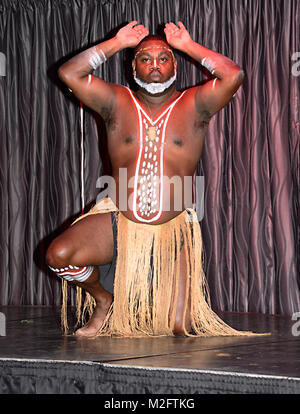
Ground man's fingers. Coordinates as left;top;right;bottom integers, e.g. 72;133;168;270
138;31;149;41
165;21;187;32
130;22;149;40
135;26;149;36
117;21;148;48
127;20;138;28
134;24;146;32
128;21;149;33
177;21;186;30
166;22;179;31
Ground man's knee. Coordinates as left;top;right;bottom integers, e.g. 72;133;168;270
46;238;95;283
46;237;74;268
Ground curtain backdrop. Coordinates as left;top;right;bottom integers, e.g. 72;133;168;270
0;0;299;314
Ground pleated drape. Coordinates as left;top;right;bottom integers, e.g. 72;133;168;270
0;0;299;314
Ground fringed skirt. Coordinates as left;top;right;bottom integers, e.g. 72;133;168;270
61;198;260;338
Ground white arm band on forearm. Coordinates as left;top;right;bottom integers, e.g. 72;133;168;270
201;57;216;75
88;47;107;70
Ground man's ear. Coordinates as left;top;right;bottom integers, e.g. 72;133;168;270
173;58;177;73
132;59;136;73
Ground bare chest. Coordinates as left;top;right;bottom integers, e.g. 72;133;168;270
107;91;208;166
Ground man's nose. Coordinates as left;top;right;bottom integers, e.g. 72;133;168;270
150;59;160;70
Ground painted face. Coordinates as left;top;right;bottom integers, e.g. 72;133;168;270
133;41;177;85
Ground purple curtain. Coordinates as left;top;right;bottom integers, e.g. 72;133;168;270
0;0;299;314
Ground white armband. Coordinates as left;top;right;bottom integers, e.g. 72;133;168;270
88;47;107;70
201;57;216;75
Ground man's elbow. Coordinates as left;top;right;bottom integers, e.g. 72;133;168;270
232;69;245;87
58;65;69;83
223;68;244;95
221;67;245;87
57;65;78;92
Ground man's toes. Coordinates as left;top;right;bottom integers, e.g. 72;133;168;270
75;326;98;337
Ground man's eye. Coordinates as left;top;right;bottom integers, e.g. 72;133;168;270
160;57;168;62
142;58;150;63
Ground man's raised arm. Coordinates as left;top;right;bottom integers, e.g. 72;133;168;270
58;21;148;120
164;21;244;119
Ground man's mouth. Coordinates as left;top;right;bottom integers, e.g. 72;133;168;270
149;71;162;81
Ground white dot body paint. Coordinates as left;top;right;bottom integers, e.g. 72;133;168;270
127;87;186;223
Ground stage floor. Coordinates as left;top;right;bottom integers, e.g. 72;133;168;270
0;306;300;394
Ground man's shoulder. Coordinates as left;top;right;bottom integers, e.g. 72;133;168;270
181;85;201;95
177;86;199;105
110;83;128;93
108;84;133;103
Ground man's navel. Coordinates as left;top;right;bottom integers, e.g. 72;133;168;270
173;137;183;147
124;136;134;144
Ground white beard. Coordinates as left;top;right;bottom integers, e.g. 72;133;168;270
133;71;177;95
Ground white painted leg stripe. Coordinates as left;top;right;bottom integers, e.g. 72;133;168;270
49;265;94;282
72;266;94;282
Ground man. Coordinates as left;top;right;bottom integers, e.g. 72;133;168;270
46;21;250;338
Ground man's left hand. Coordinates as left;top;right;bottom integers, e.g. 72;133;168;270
164;21;192;51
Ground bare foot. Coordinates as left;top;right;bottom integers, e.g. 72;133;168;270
75;294;112;337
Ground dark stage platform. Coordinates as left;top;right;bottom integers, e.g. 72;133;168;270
0;306;300;395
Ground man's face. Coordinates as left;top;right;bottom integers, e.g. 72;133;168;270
133;40;176;84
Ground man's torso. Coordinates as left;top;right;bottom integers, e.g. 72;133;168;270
102;85;209;224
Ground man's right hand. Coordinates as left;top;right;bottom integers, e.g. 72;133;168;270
115;21;149;49
58;21;148;121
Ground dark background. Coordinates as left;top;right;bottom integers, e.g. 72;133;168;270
0;0;299;315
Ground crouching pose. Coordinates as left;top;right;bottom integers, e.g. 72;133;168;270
46;21;254;338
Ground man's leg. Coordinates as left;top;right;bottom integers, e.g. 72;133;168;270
170;246;192;336
46;212;115;336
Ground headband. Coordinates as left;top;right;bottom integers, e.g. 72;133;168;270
134;46;175;60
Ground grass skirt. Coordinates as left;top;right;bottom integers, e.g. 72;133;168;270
61;198;260;338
